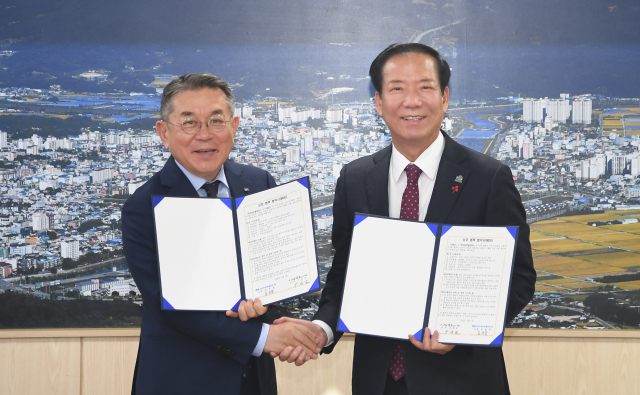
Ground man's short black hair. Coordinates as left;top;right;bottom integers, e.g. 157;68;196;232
369;43;451;95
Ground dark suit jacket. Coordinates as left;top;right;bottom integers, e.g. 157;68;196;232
122;157;278;395
313;132;536;395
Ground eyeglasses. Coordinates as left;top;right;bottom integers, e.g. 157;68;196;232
163;114;232;135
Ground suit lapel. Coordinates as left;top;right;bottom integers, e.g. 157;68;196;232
159;156;200;198
364;145;391;217
425;133;469;224
224;160;250;198
159;158;249;198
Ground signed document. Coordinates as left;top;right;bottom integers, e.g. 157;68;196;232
235;179;318;305
338;214;517;347
427;225;516;346
153;177;320;311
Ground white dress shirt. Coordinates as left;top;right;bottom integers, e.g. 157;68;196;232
388;131;445;221
314;132;446;347
174;160;269;357
174;160;232;198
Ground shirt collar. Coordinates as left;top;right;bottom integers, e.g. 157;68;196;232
174;160;229;192
391;131;445;182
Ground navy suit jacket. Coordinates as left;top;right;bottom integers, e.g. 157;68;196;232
313;132;536;395
122;157;278;395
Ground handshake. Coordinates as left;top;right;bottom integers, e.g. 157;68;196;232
227;299;328;366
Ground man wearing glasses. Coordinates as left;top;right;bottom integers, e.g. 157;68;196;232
122;73;321;395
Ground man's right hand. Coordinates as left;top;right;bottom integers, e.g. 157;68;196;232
269;317;328;365
264;321;321;366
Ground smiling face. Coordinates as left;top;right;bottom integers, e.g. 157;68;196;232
156;88;239;181
375;52;449;161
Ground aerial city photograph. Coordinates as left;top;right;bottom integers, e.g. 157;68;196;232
1;0;640;332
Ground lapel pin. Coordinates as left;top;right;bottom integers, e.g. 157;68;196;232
244;187;250;192
454;175;463;183
451;186;459;194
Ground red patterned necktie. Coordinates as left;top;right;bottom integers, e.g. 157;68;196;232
389;163;422;381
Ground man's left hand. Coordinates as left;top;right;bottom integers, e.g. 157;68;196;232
408;327;455;355
226;299;268;321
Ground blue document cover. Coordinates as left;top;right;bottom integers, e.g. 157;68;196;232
153;176;321;311
338;213;518;347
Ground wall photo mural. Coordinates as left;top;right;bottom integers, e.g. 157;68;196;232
1;0;640;330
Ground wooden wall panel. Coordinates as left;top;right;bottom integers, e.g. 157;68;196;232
0;337;81;395
2;330;640;395
504;336;640;395
275;335;354;395
81;337;139;395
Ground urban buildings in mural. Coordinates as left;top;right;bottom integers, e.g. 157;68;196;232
1;68;640;330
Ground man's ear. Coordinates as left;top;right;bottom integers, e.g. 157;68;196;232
229;115;240;141
441;86;450;112
156;120;170;150
375;91;383;117
231;115;240;134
